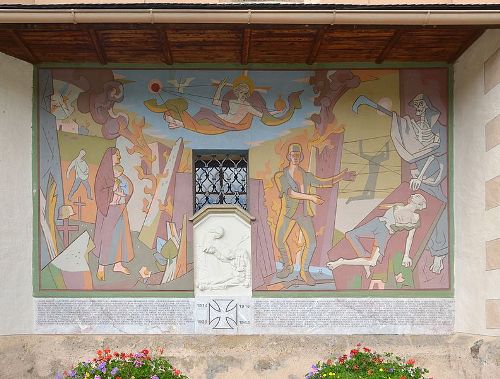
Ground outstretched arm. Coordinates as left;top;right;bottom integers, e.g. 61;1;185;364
402;228;416;268
212;78;227;107
410;155;435;190
243;102;263;118
66;159;76;179
378;202;404;210
289;189;324;205
311;168;357;188
422;160;445;186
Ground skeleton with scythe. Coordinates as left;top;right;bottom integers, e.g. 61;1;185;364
351;94;448;274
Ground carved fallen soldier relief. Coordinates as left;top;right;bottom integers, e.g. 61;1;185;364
197;226;251;291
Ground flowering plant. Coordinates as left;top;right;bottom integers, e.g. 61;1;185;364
56;348;188;379
305;345;430;379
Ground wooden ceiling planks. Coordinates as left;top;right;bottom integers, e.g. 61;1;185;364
250;27;316;63
168;26;242;63
386;27;483;62
316;27;397;62
3;29;37;63
0;23;487;65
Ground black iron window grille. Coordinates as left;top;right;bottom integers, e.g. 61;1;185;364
194;151;248;212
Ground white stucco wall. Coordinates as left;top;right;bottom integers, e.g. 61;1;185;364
454;29;500;336
1;30;500;336
0;52;34;334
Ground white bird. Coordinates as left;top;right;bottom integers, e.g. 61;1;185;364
168;77;195;93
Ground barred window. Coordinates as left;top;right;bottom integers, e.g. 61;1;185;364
193;151;248;212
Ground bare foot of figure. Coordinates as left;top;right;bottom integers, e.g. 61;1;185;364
429;255;445;274
113;262;130;275
326;258;344;271
163;112;184;129
327;259;372;278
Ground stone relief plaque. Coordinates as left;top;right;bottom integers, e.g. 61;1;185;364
191;205;254;298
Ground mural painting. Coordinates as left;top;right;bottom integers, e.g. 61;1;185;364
36;67;450;294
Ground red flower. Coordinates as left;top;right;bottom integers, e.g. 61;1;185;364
97;350;103;356
363;347;371;352
104;348;110;354
173;368;181;376
356;343;361;347
350;349;359;356
142;349;149;355
406;358;415;366
114;352;120;357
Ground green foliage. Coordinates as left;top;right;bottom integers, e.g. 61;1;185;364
305;345;430;379
57;349;188;379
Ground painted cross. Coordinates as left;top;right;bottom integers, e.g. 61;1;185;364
56;219;79;249
74;196;86;221
208;299;238;330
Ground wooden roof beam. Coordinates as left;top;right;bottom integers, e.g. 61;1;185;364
376;29;403;64
157;27;173;65
241;28;251;65
448;28;485;63
88;28;107;65
307;26;326;65
9;29;38;64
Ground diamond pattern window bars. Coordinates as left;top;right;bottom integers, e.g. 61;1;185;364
194;151;248;212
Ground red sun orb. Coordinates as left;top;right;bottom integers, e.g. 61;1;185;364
151;83;160;92
148;79;163;94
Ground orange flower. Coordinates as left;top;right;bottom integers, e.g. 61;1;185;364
406;358;415;366
97;350;103;356
400;376;407;379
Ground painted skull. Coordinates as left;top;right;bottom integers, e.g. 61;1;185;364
412;94;429;117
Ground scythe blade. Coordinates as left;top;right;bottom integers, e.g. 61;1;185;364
352;95;393;117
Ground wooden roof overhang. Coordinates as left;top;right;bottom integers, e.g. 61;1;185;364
0;4;499;65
